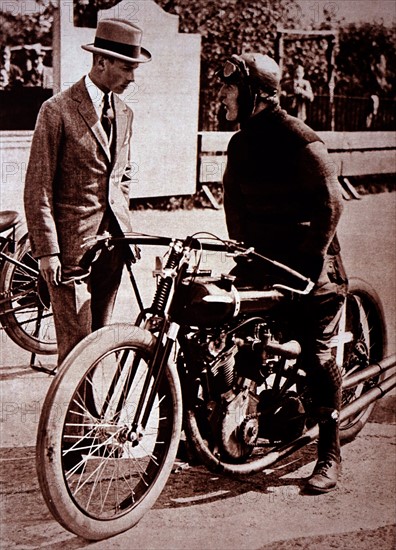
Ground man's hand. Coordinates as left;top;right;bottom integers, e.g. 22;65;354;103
39;255;62;286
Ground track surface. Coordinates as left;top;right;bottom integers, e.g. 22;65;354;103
1;195;395;548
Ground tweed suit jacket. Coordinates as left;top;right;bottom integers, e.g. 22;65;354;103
24;77;133;267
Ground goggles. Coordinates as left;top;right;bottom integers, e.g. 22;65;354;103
218;53;280;96
219;57;249;81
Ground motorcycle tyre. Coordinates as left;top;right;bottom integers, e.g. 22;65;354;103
36;323;182;541
340;278;387;443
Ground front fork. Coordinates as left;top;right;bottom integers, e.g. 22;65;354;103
128;318;180;445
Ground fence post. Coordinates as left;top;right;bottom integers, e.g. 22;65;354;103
326;35;338;131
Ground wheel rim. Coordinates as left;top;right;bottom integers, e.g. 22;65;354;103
4;246;56;351
61;346;175;520
340;293;376;429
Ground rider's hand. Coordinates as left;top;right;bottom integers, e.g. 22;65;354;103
39;255;62;286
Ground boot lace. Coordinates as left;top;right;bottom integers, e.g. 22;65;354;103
314;459;334;476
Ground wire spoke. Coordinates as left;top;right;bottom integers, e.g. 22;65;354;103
58;343;175;520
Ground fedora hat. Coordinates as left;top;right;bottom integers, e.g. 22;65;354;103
82;19;151;63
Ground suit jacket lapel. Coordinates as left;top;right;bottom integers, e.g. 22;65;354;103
113;95;129;166
72;78;112;163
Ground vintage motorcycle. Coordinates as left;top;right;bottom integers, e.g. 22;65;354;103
36;232;395;540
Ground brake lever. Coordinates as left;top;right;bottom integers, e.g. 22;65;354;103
223;239;255;258
225;246;255;259
273;280;315;296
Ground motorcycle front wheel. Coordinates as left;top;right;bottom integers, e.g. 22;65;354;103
36;324;182;541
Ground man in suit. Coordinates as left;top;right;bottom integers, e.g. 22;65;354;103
24;19;151;364
291;64;314;122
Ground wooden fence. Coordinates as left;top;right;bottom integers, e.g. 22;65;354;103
203;95;396;133
198;131;396;207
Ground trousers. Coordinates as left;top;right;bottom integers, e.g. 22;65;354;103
231;252;348;416
49;242;125;365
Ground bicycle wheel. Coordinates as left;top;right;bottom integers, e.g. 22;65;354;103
37;324;182;541
339;278;387;442
0;233;57;354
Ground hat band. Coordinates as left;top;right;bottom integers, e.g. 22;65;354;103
94;37;140;59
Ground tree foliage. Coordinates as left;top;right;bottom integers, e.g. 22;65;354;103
157;1;395;128
157;0;300;129
0;0;55;48
336;22;396;97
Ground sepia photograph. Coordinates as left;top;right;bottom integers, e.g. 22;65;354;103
1;1;395;548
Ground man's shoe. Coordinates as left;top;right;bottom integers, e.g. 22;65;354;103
305;459;341;493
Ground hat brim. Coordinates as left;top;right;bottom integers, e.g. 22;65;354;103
81;43;151;63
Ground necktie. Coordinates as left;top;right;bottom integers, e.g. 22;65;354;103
101;92;113;141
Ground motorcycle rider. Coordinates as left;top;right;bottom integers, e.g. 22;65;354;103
218;52;348;493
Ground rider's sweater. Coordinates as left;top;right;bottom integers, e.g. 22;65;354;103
223;105;345;284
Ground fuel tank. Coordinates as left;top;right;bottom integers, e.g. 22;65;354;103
174;275;285;326
237;288;285;314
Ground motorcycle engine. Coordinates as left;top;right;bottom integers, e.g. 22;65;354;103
186;317;306;460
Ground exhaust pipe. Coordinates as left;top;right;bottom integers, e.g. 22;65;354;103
223;355;396;474
341;369;396;421
342;354;396;390
276;354;396;461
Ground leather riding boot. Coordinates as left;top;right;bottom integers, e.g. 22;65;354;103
306;357;342;493
306;457;341;493
306;414;341;493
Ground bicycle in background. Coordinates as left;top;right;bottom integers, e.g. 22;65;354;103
0;210;57;366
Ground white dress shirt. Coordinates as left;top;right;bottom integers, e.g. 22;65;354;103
84;74;114;143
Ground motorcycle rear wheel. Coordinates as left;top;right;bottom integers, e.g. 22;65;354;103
36;324;182;541
185;279;387;474
339;278;386;442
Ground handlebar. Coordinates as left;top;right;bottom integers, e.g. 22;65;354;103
80;232;315;296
